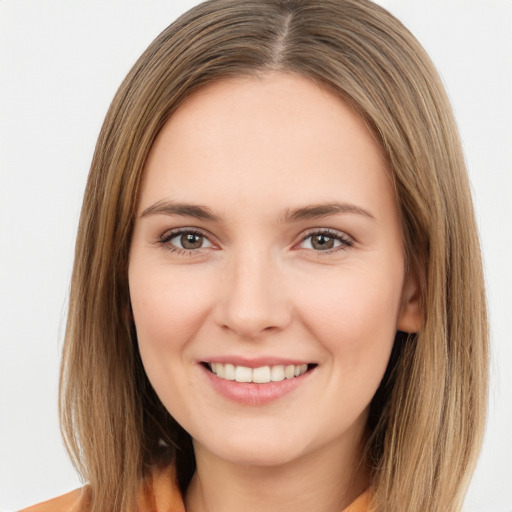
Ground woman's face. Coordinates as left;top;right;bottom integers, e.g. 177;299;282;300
129;72;420;469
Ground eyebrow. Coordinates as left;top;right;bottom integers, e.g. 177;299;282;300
281;203;374;222
140;200;221;222
140;200;374;223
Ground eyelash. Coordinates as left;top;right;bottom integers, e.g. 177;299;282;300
299;228;354;254
158;229;211;257
157;228;353;256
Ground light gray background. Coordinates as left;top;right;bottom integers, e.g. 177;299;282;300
1;1;511;510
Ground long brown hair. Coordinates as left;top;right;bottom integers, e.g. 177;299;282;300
60;1;488;510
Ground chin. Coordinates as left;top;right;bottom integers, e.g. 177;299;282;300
196;430;309;468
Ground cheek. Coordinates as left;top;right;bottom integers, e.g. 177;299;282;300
293;262;403;370
130;264;209;342
128;263;216;421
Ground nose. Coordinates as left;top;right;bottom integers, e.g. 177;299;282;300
213;247;292;340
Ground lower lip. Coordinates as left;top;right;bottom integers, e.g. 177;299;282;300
200;364;314;405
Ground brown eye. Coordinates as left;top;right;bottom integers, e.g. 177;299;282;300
163;230;213;252
299;230;353;253
311;234;335;250
180;233;204;249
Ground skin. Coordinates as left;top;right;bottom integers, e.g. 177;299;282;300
129;72;420;512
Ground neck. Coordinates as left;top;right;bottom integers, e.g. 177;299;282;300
184;431;369;512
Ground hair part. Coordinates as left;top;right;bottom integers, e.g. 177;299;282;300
60;1;488;511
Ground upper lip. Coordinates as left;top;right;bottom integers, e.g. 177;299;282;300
202;356;315;368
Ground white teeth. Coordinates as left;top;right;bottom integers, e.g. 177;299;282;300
235;365;253;383
285;365;295;379
252;366;271;383
224;363;235;380
270;365;285;381
208;363;310;383
215;364;225;378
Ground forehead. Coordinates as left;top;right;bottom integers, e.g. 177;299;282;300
139;72;393;220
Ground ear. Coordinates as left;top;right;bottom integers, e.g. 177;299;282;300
397;271;422;333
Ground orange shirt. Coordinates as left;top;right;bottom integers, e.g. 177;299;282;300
21;466;371;512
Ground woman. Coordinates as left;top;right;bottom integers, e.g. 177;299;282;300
22;0;488;511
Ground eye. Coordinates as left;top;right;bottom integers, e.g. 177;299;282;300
159;229;214;254
298;229;353;253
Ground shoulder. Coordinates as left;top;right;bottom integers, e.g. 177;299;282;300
19;487;88;512
17;465;184;512
343;489;373;512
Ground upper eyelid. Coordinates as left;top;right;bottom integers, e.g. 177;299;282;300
159;226;215;242
298;227;354;244
296;231;353;253
157;228;216;255
157;226;353;251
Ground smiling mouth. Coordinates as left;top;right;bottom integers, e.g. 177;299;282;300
203;362;316;383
